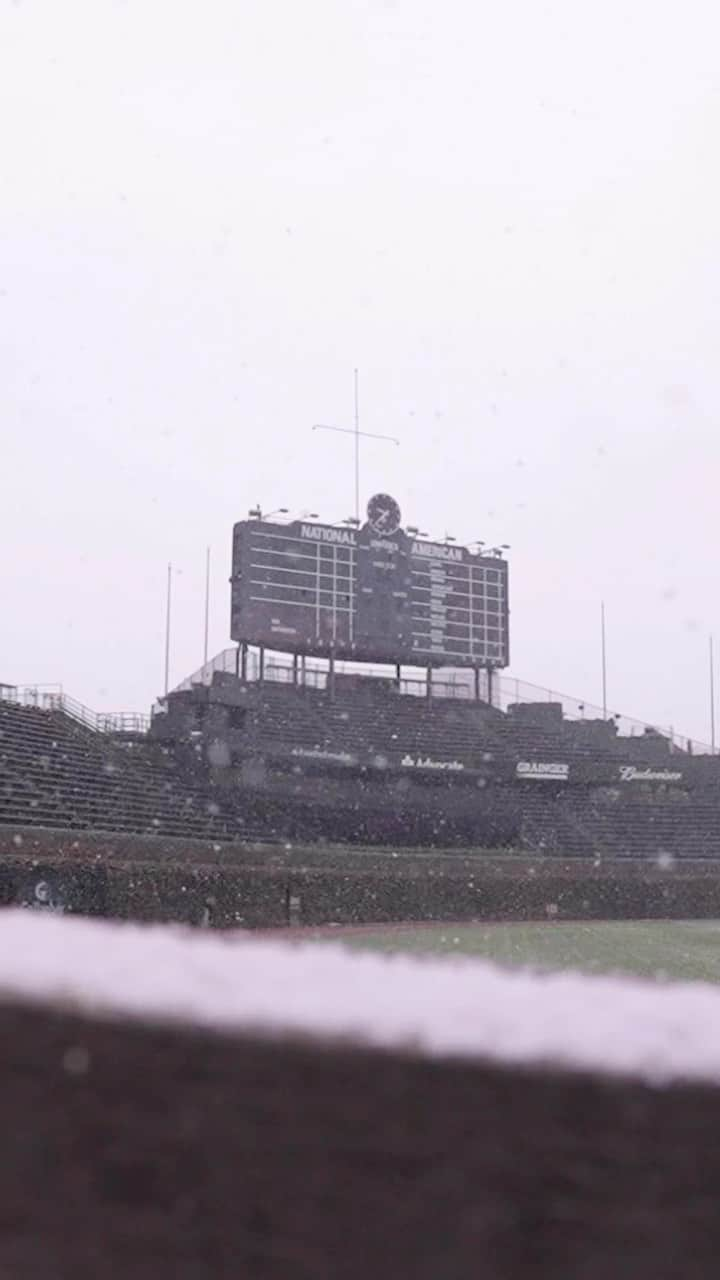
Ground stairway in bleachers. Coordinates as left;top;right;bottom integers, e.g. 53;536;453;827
517;794;598;857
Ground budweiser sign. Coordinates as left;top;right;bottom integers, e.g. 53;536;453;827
618;766;683;783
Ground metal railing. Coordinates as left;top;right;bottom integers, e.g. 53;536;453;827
492;675;714;756
4;659;712;756
171;650;482;701
167;647;714;755
0;685;150;735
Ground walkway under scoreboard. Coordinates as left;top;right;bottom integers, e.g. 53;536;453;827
230;494;509;667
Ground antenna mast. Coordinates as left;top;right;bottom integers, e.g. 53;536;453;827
312;370;399;521
353;367;360;524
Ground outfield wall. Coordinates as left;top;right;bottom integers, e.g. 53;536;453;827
3;825;720;928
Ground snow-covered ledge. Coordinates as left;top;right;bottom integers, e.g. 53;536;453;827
0;909;717;1086
2;912;720;1277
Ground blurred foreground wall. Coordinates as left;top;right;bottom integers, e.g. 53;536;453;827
2;997;720;1278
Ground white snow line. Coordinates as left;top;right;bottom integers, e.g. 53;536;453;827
0;911;719;1087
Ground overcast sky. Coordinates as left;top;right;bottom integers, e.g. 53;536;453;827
2;0;719;743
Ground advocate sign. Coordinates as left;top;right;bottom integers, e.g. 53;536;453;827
516;761;570;782
401;754;465;772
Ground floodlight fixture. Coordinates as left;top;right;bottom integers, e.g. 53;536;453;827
248;505;289;520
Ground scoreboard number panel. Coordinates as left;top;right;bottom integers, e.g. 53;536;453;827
230;495;509;667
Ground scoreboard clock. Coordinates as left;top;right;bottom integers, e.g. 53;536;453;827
367;493;402;536
230;494;509;668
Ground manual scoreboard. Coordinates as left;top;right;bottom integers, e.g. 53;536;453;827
230;494;509;668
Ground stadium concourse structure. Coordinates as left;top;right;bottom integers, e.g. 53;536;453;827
2;660;720;928
2;495;720;926
1;658;717;847
152;655;720;852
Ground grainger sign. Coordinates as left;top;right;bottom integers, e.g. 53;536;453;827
515;761;570;781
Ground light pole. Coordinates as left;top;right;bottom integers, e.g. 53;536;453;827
203;547;211;667
164;562;172;696
710;635;716;754
601;601;608;719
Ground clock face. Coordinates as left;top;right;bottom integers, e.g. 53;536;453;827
367;493;401;535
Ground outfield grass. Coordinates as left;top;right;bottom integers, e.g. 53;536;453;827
312;920;720;985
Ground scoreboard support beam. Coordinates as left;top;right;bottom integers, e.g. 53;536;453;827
237;642;248;683
258;645;265;685
395;663;401;691
426;665;433;703
328;651;336;700
486;663;494;708
292;653;299;687
474;666;481;703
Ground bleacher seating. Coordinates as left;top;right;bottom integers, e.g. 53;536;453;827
184;676;687;775
518;791;720;860
240;679;504;765
0;700;256;841
569;794;720;860
4;676;720;859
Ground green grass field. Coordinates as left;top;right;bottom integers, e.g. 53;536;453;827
311;920;720;985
